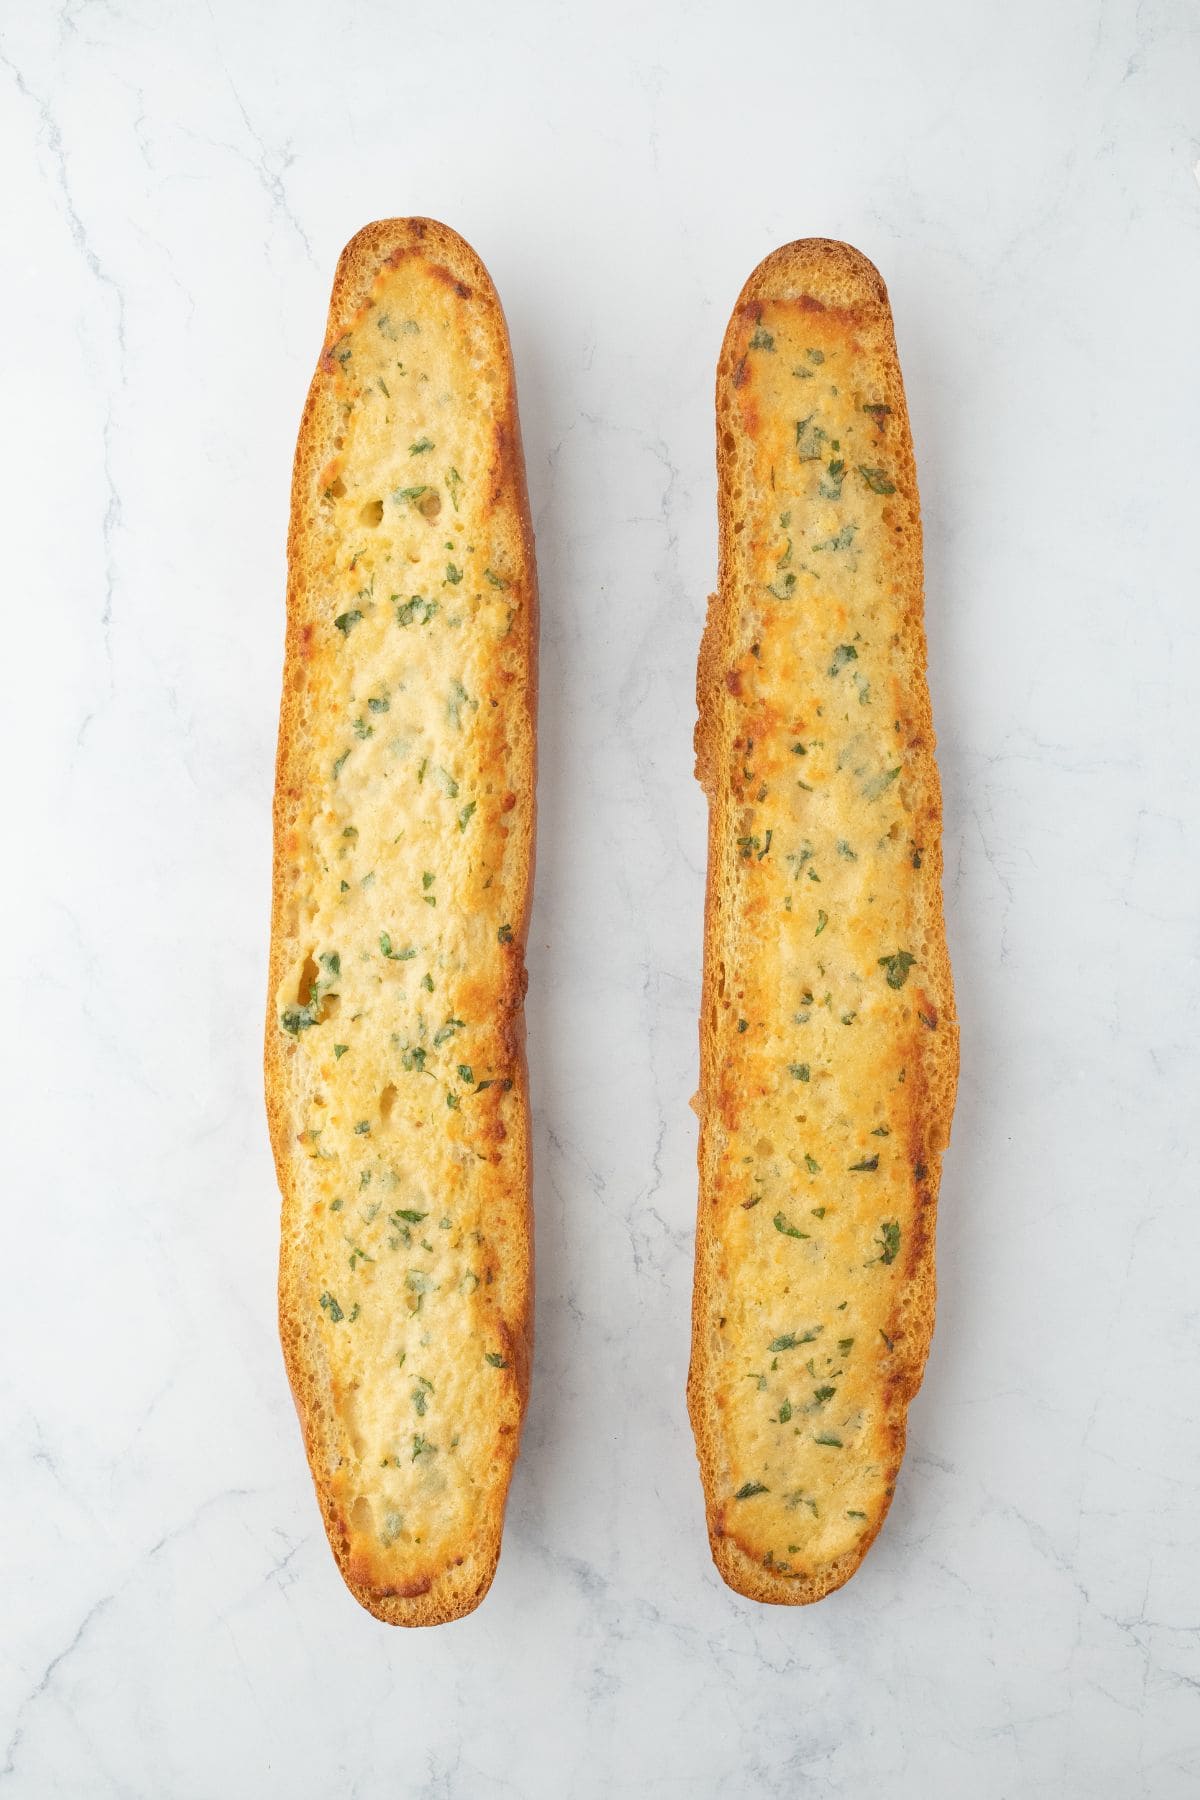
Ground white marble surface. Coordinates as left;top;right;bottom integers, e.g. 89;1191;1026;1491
4;1;1199;1794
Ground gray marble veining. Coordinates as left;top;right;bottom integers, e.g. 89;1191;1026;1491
3;0;1198;1794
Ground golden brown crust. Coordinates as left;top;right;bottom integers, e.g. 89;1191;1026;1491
688;240;957;1604
266;219;536;1626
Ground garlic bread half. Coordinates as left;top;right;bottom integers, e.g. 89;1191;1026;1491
266;219;536;1626
690;240;957;1604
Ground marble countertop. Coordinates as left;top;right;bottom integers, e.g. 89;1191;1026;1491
4;1;1198;1794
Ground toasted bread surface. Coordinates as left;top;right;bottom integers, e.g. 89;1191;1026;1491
689;240;957;1604
266;219;536;1626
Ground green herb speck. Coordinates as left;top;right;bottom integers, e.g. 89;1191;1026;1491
878;949;917;988
770;1329;820;1351
876;1220;901;1264
774;1212;810;1241
380;934;417;961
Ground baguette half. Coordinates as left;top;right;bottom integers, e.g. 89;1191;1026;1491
689;240;957;1604
266;219;536;1626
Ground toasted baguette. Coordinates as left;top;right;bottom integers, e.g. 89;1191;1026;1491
689;240;957;1604
266;219;536;1626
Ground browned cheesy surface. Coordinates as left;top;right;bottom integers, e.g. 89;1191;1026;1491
266;221;535;1625
690;243;957;1603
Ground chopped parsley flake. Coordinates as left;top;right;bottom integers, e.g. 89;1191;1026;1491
396;594;437;628
381;934;417;961
769;1329;821;1352
876;1220;901;1264
774;1212;810;1240
878;949;917;988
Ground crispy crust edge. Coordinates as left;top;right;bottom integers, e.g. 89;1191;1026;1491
264;218;538;1627
688;239;959;1606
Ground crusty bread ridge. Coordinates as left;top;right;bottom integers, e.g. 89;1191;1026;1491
266;219;536;1626
688;240;957;1604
